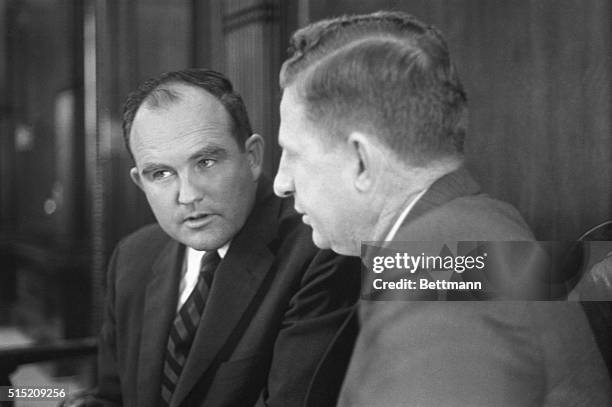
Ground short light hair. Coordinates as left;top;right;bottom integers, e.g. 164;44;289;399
280;11;467;166
122;69;253;159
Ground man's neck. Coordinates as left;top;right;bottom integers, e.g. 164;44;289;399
367;159;462;243
369;189;423;242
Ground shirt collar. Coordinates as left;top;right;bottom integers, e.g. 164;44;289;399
186;241;230;263
383;189;428;241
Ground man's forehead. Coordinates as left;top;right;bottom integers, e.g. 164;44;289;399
279;87;312;137
280;85;302;115
143;84;226;117
279;86;337;151
129;91;235;159
131;88;231;136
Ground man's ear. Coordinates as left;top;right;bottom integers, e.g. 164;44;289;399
244;134;264;181
130;167;144;191
347;131;380;192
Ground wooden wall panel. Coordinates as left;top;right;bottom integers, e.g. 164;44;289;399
223;0;282;176
136;0;193;79
193;0;225;71
307;0;612;240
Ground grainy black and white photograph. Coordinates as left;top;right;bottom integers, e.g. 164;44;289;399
0;1;611;406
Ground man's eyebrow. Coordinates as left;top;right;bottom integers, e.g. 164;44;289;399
190;145;229;160
138;146;230;173
277;137;289;151
140;162;168;175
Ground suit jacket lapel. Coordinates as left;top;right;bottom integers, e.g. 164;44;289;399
402;167;481;226
171;183;280;406
137;239;184;407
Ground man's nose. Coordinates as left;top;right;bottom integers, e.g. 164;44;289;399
273;162;294;198
177;174;204;204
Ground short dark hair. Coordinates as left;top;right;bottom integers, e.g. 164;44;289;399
122;69;253;159
280;11;467;166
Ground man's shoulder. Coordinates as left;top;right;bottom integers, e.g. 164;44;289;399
442;193;532;236
398;193;533;241
115;223;172;255
105;224;174;291
392;168;533;241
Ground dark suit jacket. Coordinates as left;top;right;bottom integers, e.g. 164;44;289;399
338;168;612;406
94;183;360;407
302;309;358;407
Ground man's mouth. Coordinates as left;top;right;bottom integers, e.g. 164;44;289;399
294;203;310;225
183;213;213;228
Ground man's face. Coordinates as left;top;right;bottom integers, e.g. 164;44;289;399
274;86;358;255
129;84;261;251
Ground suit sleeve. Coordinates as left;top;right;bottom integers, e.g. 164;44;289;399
255;249;361;407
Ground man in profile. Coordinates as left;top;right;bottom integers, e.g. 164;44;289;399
274;11;612;406
72;69;359;406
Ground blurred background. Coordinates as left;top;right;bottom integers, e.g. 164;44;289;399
0;0;610;398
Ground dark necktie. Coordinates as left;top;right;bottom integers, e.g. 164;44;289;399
160;250;221;406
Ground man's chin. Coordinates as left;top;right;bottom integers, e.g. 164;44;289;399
173;231;228;252
312;231;333;251
188;236;230;251
330;244;357;256
312;232;357;256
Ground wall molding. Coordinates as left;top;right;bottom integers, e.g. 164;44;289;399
223;2;279;33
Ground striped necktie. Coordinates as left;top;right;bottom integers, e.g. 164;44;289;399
160;250;221;406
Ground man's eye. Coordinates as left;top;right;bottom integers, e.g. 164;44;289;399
198;159;216;168
151;170;173;180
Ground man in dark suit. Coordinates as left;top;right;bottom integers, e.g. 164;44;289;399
273;11;612;406
69;69;359;407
